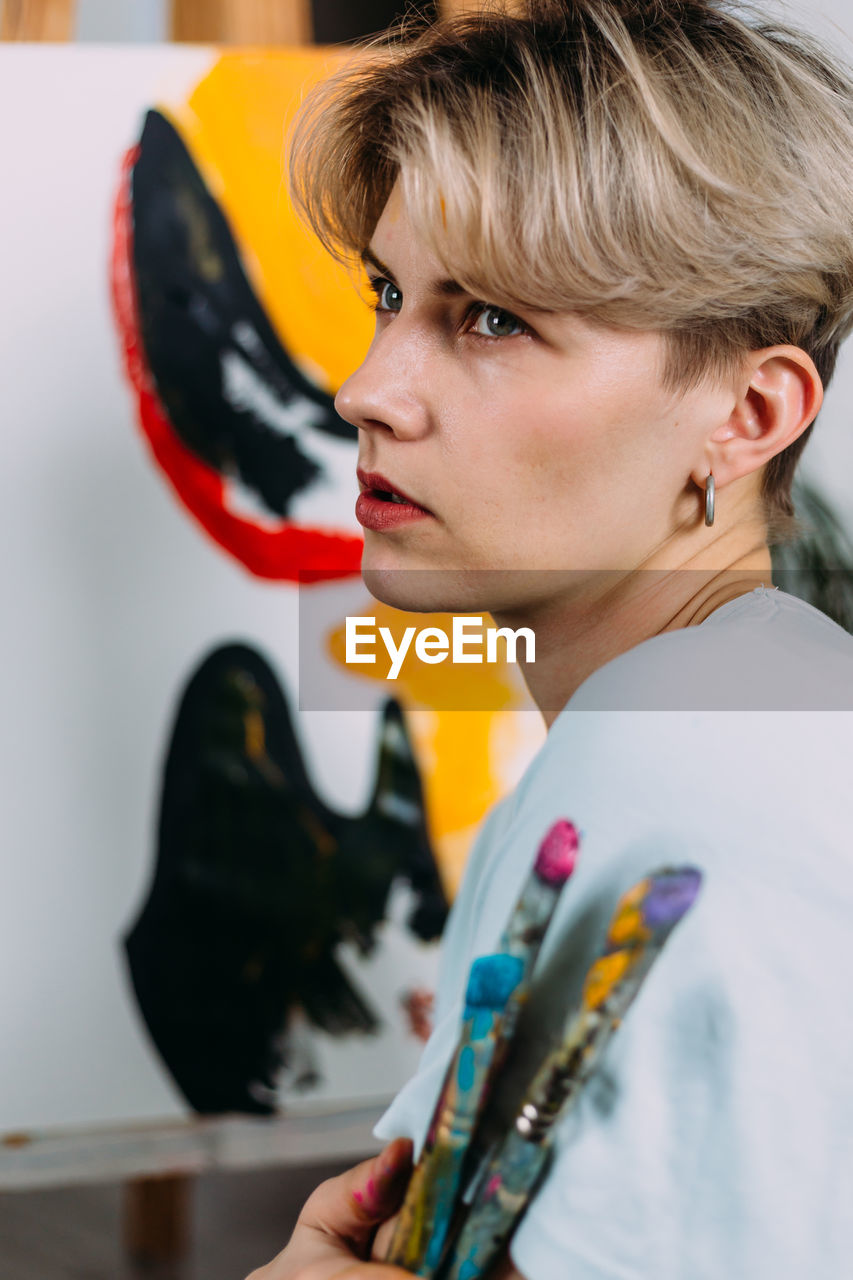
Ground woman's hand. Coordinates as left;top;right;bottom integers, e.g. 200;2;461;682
244;1137;413;1280
370;1209;401;1263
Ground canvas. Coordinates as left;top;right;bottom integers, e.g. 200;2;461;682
0;44;542;1148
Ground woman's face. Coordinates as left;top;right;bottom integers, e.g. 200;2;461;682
335;180;734;615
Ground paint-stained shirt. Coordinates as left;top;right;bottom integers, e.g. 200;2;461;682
375;585;853;1280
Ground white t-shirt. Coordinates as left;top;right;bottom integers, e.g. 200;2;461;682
375;586;853;1279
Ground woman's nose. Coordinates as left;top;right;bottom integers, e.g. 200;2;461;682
334;340;430;440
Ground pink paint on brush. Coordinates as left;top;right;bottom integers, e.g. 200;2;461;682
534;819;579;886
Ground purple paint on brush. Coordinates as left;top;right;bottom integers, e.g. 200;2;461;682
534;819;580;886
642;867;703;929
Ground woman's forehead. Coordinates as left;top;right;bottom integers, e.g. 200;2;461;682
367;180;462;289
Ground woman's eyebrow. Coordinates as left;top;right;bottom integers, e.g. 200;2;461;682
360;246;471;298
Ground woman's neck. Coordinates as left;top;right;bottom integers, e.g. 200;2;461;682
491;539;773;729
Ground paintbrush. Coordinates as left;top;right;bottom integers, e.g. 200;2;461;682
438;865;702;1280
384;818;580;1276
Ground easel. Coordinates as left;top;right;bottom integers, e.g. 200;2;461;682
0;0;470;1263
0;0;73;39
0;0;314;41
0;0;469;41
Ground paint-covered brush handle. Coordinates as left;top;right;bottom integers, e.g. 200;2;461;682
384;819;580;1276
440;866;702;1280
385;954;524;1273
498;819;579;957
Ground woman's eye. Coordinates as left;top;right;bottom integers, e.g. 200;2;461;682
373;279;403;312
471;305;525;338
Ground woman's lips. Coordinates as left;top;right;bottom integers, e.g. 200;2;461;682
355;490;434;531
355;468;434;531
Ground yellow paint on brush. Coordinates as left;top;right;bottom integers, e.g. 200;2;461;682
168;50;373;394
620;878;651;911
608;904;646;947
607;879;652;947
582;949;633;1011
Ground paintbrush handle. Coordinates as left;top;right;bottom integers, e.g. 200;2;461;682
439;984;655;1280
385;986;519;1274
497;820;579;958
384;820;580;1276
440;867;702;1280
438;1125;552;1280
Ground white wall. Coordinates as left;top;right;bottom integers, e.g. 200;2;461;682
74;0;167;42
0;0;167;40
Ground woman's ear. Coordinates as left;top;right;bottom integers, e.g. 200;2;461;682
691;345;823;489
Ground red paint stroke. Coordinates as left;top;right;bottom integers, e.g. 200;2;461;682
109;144;363;584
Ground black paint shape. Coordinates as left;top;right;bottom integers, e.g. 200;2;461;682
123;643;448;1115
130;108;356;517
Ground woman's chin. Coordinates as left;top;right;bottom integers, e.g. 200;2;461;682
359;562;533;616
360;564;461;614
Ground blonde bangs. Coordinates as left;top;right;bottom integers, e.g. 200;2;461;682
288;0;853;539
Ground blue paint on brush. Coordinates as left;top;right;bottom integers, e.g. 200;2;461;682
464;953;525;1014
470;1009;493;1040
457;1045;476;1092
426;1213;451;1272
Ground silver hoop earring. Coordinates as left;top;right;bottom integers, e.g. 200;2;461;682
704;472;715;527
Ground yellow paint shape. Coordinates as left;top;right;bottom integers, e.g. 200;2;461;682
327;605;528;711
167;50;373;393
327;604;535;896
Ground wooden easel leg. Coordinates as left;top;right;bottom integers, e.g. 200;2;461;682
123;1173;194;1264
170;0;312;45
0;0;76;41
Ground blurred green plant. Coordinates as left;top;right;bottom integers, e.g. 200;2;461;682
772;478;853;634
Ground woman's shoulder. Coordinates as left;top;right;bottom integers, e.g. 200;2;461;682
559;584;853;713
501;585;853;909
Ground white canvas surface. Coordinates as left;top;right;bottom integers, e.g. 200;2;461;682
0;46;441;1133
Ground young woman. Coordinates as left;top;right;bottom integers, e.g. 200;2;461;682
248;1;853;1276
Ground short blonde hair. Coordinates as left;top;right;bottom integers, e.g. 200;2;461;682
288;0;853;544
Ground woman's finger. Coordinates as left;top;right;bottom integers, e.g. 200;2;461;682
370;1208;401;1261
243;1141;414;1280
297;1138;413;1248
